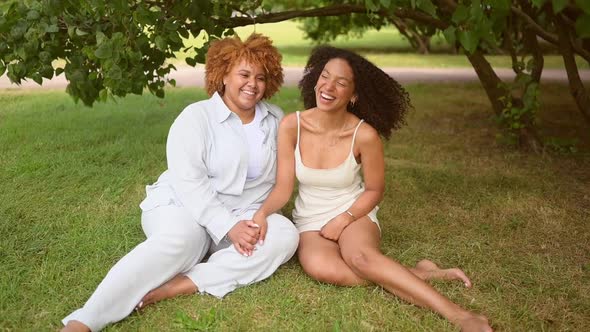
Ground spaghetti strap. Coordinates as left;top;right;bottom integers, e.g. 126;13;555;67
296;111;301;147
350;119;364;153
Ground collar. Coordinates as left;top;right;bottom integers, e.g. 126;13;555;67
211;92;280;123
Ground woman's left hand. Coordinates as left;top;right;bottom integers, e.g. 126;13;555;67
252;210;268;245
320;213;354;241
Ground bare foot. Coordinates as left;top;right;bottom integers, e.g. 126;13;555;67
61;320;90;332
456;313;493;332
137;275;197;309
412;259;472;288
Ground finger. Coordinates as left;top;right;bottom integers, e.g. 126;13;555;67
233;243;248;256
259;223;267;245
240;239;255;253
244;227;260;239
246;220;259;228
242;233;258;246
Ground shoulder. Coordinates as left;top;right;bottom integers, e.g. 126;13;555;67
170;99;213;136
356;121;382;147
278;113;299;143
279;112;298;129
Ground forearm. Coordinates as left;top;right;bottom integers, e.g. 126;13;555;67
345;189;383;221
257;185;293;217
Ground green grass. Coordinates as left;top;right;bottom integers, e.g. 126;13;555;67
1;84;589;331
175;21;589;69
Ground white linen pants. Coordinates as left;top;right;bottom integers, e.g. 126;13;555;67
62;204;298;331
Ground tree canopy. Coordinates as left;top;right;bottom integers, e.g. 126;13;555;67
1;0;589;148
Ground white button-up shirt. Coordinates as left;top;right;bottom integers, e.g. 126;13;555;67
140;92;283;244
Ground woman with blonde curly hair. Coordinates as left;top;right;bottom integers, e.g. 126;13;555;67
61;33;298;332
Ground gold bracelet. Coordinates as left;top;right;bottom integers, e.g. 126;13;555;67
345;210;356;220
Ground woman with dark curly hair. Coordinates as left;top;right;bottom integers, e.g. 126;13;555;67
61;33;298;332
253;46;492;332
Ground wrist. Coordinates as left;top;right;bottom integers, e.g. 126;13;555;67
343;210;356;223
254;209;267;218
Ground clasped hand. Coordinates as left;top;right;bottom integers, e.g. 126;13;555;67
320;212;353;241
227;211;268;257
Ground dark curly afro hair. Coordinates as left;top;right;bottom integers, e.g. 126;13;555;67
299;46;411;138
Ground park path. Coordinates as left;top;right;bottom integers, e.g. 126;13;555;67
0;66;585;90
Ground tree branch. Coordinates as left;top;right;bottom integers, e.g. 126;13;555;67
511;5;590;62
221;4;449;30
555;14;590;123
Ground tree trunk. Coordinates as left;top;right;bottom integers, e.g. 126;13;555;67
467;49;542;151
555;15;590;124
466;49;507;116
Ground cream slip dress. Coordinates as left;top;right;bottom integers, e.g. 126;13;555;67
292;111;379;233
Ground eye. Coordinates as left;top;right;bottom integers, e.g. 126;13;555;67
338;81;346;87
256;76;266;82
239;73;248;78
320;73;328;79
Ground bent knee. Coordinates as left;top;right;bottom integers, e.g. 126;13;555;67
300;257;365;286
265;217;299;253
148;228;209;257
345;250;380;275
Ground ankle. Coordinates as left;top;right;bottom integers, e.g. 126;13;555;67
61;320;90;332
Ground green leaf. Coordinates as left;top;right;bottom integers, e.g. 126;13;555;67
0;62;6;77
96;31;107;45
26;10;40;21
416;0;437;17
99;88;108;102
552;0;568;13
470;0;483;21
168;78;176;87
575;14;590;38
155;36;167;51
55;67;64;76
45;24;59;33
40;65;53;79
185;57;197;67
94;43;113;59
364;0;379;11
443;26;456;44
108;65;122;80
75;28;88;36
458;30;479;54
452;5;469;24
31;72;43;84
575;0;590;14
380;0;391;8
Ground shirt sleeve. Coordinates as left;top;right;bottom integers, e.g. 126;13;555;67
165;109;239;245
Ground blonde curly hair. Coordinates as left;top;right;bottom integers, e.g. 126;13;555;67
205;33;283;99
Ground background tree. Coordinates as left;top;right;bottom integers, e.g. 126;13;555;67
1;0;589;149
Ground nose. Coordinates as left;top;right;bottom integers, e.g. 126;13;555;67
324;80;336;90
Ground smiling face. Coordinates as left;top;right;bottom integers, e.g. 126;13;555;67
221;59;267;114
315;58;356;113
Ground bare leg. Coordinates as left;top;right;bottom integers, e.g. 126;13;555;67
138;275;197;309
410;259;472;288
61;320;90;332
298;231;367;286
338;218;492;332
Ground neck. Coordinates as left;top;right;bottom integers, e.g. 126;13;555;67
221;96;256;124
313;107;348;131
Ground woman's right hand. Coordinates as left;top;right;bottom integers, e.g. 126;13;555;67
252;210;268;245
227;220;260;256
